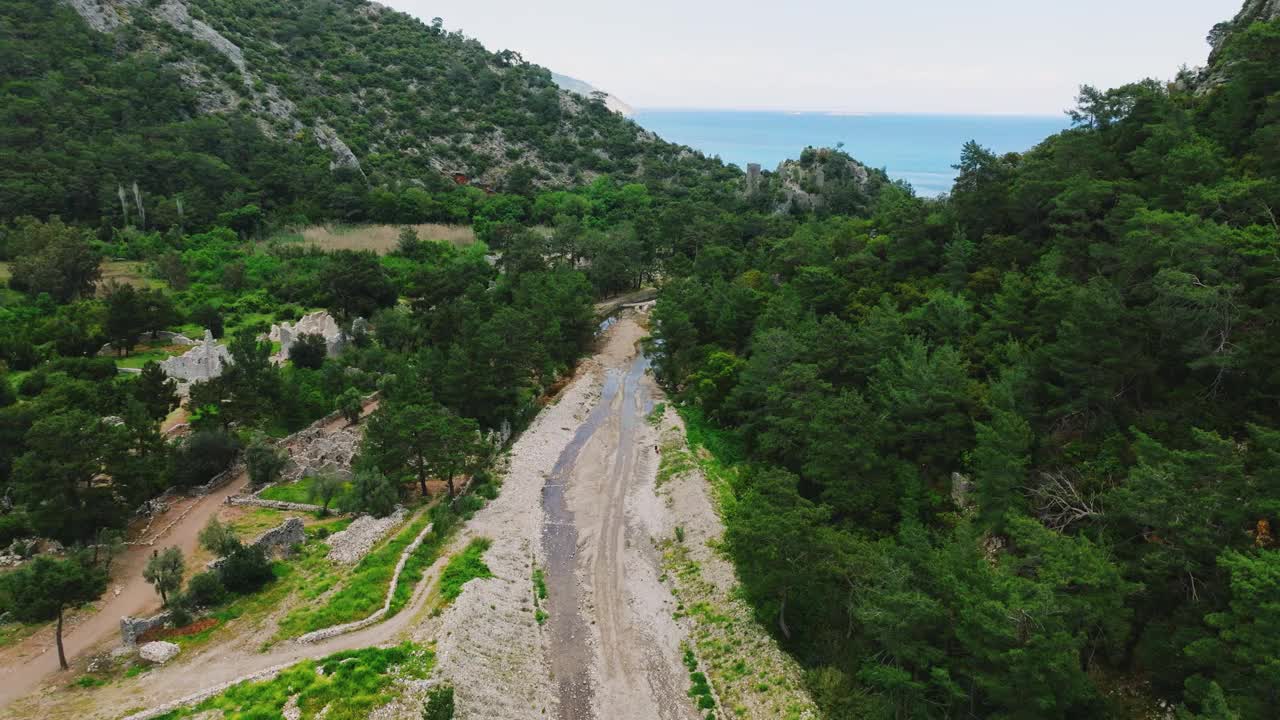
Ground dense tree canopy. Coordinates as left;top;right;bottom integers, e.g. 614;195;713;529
0;1;1277;718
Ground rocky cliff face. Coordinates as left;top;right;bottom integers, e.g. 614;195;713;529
1196;0;1280;92
1208;0;1280;58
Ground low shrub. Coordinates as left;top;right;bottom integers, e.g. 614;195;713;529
422;685;455;720
218;544;273;594
185;571;227;608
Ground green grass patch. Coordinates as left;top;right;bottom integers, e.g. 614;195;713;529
656;439;697;488
72;675;107;689
259;476;354;507
155;643;433;720
0;619;42;649
673;405;742;516
438;538;493;603
533;567;547;601
277;512;428;637
647;402;667;425
531;565;548;624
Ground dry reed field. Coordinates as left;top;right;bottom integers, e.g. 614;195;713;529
295;224;476;254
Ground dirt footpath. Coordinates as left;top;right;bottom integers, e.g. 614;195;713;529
427;312;697;720
0;402;377;713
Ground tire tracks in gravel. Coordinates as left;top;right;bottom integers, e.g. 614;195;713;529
542;314;698;720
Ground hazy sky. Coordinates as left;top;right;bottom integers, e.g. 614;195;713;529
380;0;1241;115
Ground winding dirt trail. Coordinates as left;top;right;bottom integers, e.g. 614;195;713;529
0;404;375;714
1;508;454;720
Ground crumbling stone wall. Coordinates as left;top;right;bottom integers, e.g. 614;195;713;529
207;517;306;571
120;611;172;647
250;517;305;555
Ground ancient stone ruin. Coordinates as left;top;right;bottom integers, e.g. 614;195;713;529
280;422;360;483
267;310;348;363
251;516;306;557
120;612;173;647
207;517;306;571
158;329;230;393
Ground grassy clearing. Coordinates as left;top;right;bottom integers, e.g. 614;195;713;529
438;537;492;603
114;340;187;369
259;476;354;507
153;643;433;720
277;511;430;637
0;261;10;282
277;224;476;254
97;260;165;292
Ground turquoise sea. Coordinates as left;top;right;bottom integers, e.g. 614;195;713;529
632;110;1071;196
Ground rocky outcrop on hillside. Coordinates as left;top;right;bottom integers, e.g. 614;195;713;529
1196;0;1280;92
764;147;886;213
63;0;368;177
58;0;715;191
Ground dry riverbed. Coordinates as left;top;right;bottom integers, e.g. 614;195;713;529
420;312;696;719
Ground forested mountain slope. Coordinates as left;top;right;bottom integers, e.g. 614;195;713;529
0;0;732;232
2;0;1279;717
649;5;1280;719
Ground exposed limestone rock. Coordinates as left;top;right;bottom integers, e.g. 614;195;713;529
315;122;366;178
139;640;181;664
154;0;245;73
1197;0;1280;93
60;0;364;173
63;0;123;32
950;472;975;513
775;148;871;212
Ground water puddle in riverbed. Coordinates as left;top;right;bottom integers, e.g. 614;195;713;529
541;351;651;720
